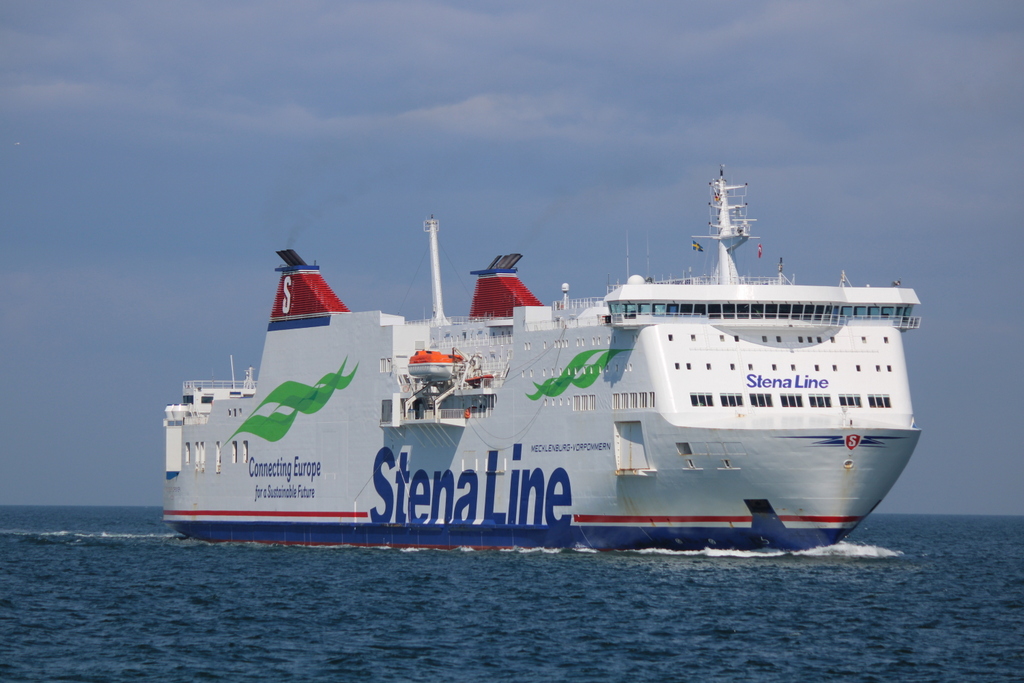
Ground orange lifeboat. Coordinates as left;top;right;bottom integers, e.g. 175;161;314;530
408;350;462;381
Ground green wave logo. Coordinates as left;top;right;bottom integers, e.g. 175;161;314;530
526;349;626;400
231;359;358;442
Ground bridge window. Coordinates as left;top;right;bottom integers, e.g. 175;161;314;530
868;394;892;408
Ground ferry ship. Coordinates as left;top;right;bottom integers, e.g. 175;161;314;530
163;169;921;550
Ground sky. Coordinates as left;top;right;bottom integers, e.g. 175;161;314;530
1;1;1022;514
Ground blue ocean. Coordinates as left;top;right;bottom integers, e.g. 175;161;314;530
1;507;1021;682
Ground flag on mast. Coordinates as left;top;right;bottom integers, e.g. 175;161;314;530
692;241;704;252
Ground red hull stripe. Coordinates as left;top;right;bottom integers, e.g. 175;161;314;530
164;509;368;519
163;511;858;524
573;514;861;524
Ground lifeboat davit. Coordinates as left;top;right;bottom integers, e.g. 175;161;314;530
408;350;461;382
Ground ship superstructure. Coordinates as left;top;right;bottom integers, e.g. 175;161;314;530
163;170;921;550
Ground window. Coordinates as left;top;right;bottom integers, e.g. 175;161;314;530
691;334;696;341
776;336;782;343
749;393;773;407
838;394;862;408
832;365;838;371
379;358;393;373
243;441;249;463
856;365;862;372
573;395;596;411
613;392;655;410
690;393;714;407
887;365;892;372
868;394;892;408
185;442;190;464
232;441;238;464
762;336;768;342
884;337;890;344
808;394;831;408
668;334;673;341
720;393;743;407
780;394;803;408
814;365;820;371
686;363;692;370
798;336;804;343
748;364;754;371
706;363;712;370
791;364;796;371
771;364;777;371
730;364;735;370
674;362;680;369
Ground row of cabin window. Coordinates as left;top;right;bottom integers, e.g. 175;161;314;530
610;302;914;319
691;393;892;408
676;362;894;373
183;440;248;467
612;392;656;410
667;334;891;346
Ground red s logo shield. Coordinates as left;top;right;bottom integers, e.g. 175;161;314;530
846;434;861;450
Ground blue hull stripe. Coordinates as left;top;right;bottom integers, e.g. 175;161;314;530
164;519;853;552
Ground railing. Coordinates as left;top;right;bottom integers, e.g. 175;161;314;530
524;315;608;332
183;380;257;391
405;316;475;326
437;334;514;349
607;274;793;291
552;297;606;311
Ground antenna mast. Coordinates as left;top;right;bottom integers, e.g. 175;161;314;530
697;166;757;285
425;216;448;325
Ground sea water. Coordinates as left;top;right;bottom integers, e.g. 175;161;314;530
1;507;1021;682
